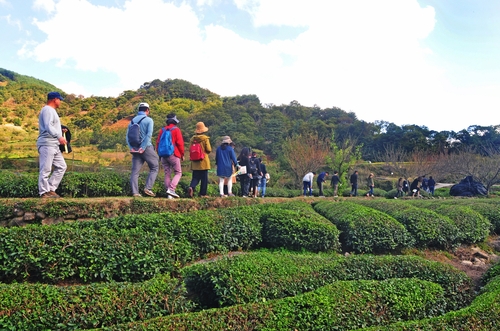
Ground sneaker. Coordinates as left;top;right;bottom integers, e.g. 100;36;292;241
166;189;180;198
133;194;142;197
167;195;174;199
334;195;338;197
187;187;194;198
228;193;235;197
220;194;227;198
144;189;156;197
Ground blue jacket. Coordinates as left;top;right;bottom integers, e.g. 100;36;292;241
215;144;238;177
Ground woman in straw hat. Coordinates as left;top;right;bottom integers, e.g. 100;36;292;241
187;122;212;198
215;136;238;197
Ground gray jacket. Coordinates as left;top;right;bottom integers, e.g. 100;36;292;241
36;105;62;148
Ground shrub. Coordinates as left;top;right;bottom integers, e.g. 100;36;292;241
354;199;460;249
258;202;341;252
105;279;447;331
0;274;194;330
181;251;472;311
313;201;415;253
435;205;491;245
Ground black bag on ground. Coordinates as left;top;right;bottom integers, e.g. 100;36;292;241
449;176;487;197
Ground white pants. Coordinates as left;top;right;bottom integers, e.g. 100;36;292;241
38;145;67;195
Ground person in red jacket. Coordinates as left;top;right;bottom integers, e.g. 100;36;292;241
156;114;184;198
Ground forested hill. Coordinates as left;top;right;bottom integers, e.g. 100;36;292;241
1;67;499;161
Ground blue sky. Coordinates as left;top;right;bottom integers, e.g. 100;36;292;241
1;0;500;132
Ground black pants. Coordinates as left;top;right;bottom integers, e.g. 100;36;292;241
239;175;250;196
317;180;324;196
190;170;208;196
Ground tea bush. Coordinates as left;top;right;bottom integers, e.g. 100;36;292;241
0;274;194;330
313;201;415;253
101;279;446;331
181;251;472;311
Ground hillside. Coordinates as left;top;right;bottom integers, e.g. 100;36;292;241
2;67;500;165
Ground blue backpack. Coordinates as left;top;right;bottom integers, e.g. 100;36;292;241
157;126;177;157
127;116;146;148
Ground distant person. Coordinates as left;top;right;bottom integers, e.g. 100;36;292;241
395;177;404;199
258;158;268;198
248;151;262;198
237;147;252;197
37;91;68;198
302;171;316;197
350;170;358;196
428;176;436;195
316;171;329;197
155;113;184;199
402;178;409;195
330;170;340;197
187;122;212;198
365;173;374;197
126;102;159;197
215;136;238;197
421;175;429;192
410;177;422;197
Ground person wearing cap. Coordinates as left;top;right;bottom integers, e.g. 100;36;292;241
187;122;212;197
215;136;238;197
126;102;159;197
36;91;68;198
155;113;184;199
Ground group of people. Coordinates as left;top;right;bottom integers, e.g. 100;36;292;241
301;170;341;197
347;170;375;197
395;175;436;198
37;96;270;199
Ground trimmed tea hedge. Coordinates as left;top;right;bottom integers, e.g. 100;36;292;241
181;251;473;311
313;200;415;253
0;274;194;330
357;275;500;331
99;279;446;331
258;202;341;252
353;199;460;249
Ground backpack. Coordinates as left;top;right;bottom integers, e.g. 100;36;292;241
157;126;177;157
189;140;205;161
248;157;258;175
127;116;146;148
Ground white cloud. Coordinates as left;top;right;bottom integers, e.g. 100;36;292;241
33;0;55;13
58;81;91;97
2;14;22;30
20;0;500;131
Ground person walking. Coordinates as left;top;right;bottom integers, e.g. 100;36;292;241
366;173;375;197
316;171;329;197
237;147;252;197
330;171;340;197
187;122;211;198
395;177;404;198
258;158;268;198
156;113;184;199
37;91;68;198
350;170;358;197
126;102;159;197
215;136;238;197
428;176;436;195
302;171;316;197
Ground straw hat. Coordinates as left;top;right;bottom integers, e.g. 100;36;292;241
195;122;208;133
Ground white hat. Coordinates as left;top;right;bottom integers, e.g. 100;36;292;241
138;102;150;108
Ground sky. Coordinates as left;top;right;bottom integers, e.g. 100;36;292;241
1;0;500;132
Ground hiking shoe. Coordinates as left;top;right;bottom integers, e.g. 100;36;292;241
49;191;61;198
132;194;142;198
41;192;58;198
187;187;194;198
144;189;156;197
167;189;179;198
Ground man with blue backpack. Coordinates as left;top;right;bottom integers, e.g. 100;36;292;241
155;113;184;198
126;102;159;197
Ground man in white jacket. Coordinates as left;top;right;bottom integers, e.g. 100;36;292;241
36;92;67;198
302;171;316;197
